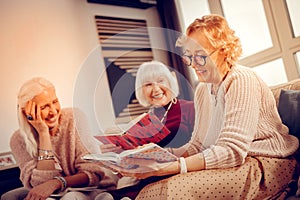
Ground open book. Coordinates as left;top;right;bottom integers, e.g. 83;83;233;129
94;113;170;150
82;143;178;173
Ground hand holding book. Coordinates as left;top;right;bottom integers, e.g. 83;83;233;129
100;143;123;154
83;143;178;176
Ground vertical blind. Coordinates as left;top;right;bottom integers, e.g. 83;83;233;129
95;15;153;123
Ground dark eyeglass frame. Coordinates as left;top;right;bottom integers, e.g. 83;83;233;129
181;49;218;67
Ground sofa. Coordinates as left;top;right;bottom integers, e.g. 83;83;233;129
2;79;300;199
270;78;300;153
270;79;300;199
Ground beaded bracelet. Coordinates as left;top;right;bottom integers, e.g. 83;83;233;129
179;157;187;174
37;154;55;161
38;149;53;156
54;176;67;192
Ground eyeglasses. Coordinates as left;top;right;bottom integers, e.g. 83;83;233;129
181;49;218;67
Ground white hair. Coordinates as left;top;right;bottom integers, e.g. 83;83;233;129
135;61;179;107
17;77;55;157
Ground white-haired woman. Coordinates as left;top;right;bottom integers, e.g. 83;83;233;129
135;60;195;148
3;77;116;200
100;60;195;153
99;61;195;200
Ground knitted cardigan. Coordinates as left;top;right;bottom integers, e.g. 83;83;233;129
181;65;299;169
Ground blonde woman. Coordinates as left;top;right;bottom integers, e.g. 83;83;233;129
5;77;116;200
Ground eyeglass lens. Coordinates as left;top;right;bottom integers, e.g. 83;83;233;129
181;55;207;66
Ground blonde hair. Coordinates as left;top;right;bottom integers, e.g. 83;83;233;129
135;61;179;107
177;14;242;74
17;77;55;157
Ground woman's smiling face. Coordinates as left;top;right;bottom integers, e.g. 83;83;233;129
32;88;61;133
142;76;172;107
183;32;221;84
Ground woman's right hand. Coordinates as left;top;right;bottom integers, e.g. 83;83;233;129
24;100;49;136
100;143;123;153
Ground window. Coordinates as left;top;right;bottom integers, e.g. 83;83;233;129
286;0;300;37
252;58;287;86
295;52;300;73
221;0;272;58
176;0;300;86
177;0;210;31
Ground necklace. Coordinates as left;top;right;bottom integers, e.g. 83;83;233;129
149;98;177;122
160;101;173;122
211;83;221;106
211;70;230;106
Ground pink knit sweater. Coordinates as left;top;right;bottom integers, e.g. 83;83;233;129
182;65;299;169
10;108;116;189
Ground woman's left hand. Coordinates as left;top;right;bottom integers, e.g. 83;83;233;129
114;158;176;179
100;143;123;154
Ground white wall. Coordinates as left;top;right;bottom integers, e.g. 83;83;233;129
0;0;165;153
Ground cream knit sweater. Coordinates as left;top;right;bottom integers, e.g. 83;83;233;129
181;65;299;169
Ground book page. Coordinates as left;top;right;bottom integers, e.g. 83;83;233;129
120;113;148;132
82;152;120;162
123;143;178;162
82;144;154;162
103;113;148;135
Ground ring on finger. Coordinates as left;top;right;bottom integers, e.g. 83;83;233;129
27;115;33;120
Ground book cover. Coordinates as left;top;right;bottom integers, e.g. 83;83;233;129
94;113;170;150
82;143;178;173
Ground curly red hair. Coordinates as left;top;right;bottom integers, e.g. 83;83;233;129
179;14;242;74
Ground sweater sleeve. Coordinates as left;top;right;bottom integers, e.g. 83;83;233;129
10;131;61;188
73;131;105;186
203;70;261;169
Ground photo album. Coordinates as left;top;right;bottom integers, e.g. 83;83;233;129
82;143;178;173
94;113;171;150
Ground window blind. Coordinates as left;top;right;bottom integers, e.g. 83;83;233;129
95;15;153;123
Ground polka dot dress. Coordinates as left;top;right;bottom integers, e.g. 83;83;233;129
136;156;296;200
